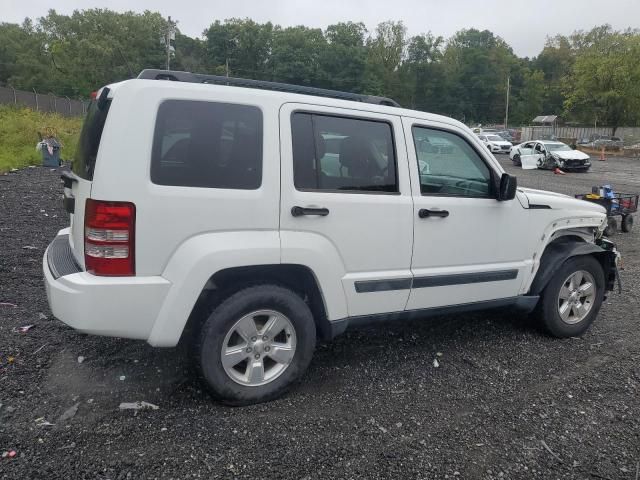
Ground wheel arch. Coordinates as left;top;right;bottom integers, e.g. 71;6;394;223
528;237;614;296
179;264;334;346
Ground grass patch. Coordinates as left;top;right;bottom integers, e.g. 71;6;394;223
0;105;83;173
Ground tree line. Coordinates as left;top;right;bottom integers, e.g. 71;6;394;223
1;9;639;128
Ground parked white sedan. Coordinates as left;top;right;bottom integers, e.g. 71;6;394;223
478;134;513;154
510;140;591;171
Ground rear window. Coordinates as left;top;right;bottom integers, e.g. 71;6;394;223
151;100;262;189
73;100;111;180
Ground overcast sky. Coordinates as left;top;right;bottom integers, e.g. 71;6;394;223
3;0;639;57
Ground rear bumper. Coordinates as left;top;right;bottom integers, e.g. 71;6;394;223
44;231;171;341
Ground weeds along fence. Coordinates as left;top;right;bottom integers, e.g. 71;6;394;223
0;85;87;117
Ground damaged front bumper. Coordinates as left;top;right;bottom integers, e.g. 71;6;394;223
597;237;622;293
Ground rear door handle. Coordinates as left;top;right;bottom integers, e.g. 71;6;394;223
291;206;330;217
419;208;449;218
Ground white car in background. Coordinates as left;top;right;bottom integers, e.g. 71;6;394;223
511;140;591;171
478;134;513;154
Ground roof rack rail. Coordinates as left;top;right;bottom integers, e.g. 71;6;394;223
137;69;401;108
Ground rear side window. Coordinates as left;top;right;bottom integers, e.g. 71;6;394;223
151;100;262;189
73;100;111;180
292;112;398;193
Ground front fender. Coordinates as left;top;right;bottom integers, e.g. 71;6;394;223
528;238;618;295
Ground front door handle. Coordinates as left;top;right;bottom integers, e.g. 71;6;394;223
291;206;330;217
419;208;449;218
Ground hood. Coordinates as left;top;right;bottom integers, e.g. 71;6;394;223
551;150;590;160
518;187;606;214
490;141;512;146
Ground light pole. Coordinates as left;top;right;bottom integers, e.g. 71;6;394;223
162;16;177;71
504;75;510;129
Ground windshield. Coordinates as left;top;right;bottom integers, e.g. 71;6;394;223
486;135;504;142
546;143;572;152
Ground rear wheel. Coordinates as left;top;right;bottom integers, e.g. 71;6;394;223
534;256;605;338
622;214;634;233
195;284;316;405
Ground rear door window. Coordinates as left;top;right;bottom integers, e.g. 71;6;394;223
73;100;111;180
291;112;398;193
151;100;262;189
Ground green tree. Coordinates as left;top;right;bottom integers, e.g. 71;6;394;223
440;29;519;123
534;35;575;115
320;22;368;92
365;21;407;96
269;26;326;85
510;69;545;124
564;28;640;131
204;19;273;78
400;33;444;111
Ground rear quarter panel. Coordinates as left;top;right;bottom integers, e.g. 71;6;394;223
90;80;283;276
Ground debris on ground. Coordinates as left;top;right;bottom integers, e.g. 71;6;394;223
22;245;37;250
0;302;18;308
119;375;126;381
2;450;17;459
58;403;80;423
433;358;440;368
18;325;35;333
119;401;160;411
77;356;85;364
38;313;48;320
35;417;55;427
540;440;562;462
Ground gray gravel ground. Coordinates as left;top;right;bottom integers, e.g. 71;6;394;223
1;156;640;479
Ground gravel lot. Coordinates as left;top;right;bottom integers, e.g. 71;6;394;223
1;156;640;479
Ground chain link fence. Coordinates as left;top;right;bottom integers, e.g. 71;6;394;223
0;85;87;117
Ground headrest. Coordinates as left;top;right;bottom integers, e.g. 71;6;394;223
339;136;369;168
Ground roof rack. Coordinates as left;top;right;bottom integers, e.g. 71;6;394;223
137;69;401;108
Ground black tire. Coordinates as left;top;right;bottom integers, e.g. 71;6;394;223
622;214;634;233
195;284;316;406
604;217;617;236
534;256;605;338
512;154;521;166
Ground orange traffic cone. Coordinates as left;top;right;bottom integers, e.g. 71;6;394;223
554;167;566;175
599;147;606;161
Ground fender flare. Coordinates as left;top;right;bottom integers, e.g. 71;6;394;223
528;238;617;295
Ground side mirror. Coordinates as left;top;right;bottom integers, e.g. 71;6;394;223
498;173;517;201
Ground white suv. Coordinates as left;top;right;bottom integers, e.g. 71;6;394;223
44;70;619;405
478;134;513;154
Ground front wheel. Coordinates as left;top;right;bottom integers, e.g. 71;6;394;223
195;284;316;405
512;154;521;166
534;256;605;338
622;214;634;233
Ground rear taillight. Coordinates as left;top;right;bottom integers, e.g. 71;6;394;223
84;199;135;276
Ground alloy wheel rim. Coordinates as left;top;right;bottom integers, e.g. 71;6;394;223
557;270;596;324
221;310;297;386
